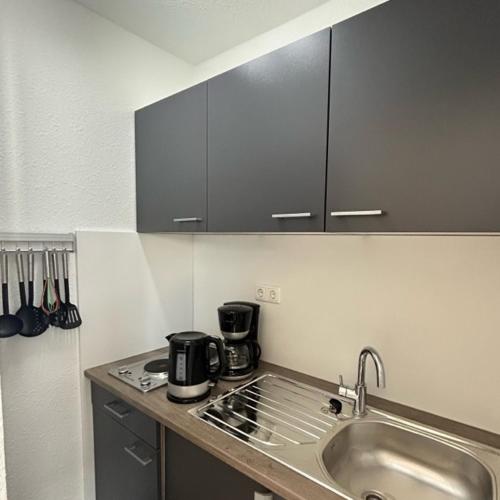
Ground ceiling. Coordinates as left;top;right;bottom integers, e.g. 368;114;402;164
74;0;330;64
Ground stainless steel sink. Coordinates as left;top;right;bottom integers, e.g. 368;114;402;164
191;374;500;499
319;419;495;500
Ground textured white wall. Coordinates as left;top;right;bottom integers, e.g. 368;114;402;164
0;379;6;500
193;235;500;434
0;0;194;499
0;0;193;233
192;0;387;82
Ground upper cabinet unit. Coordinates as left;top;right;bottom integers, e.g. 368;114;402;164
326;0;500;232
135;0;500;234
136;82;207;233
207;29;331;232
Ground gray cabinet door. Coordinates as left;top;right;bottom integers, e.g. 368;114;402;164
165;429;279;500
208;29;331;232
326;0;500;232
93;407;160;500
135;83;207;232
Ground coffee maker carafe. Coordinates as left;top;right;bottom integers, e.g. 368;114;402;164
218;301;261;381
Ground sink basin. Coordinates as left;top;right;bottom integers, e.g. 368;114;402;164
319;419;495;500
193;374;500;499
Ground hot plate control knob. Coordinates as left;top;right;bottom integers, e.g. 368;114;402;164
118;366;129;375
140;377;151;387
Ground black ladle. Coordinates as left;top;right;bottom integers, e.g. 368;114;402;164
0;250;23;338
16;251;49;337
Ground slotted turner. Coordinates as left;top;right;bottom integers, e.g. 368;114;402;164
60;250;82;330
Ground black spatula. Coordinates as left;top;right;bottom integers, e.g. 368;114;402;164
0;251;23;338
16;251;49;337
60;250;82;330
49;251;66;327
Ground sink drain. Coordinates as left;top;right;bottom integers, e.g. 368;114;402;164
362;491;388;500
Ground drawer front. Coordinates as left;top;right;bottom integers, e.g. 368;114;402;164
94;407;160;500
91;383;159;449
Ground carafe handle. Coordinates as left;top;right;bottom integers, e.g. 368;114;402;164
207;336;226;381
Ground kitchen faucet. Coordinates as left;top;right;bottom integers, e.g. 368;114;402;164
338;346;386;417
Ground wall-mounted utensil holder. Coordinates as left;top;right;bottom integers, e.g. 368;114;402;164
0;233;81;337
0;232;75;254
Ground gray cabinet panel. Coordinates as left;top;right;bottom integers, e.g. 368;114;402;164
136;83;207;232
326;0;500;232
93;407;160;500
165;429;279;500
208;29;331;232
91;383;159;449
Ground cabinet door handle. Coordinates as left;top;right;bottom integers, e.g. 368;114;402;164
172;217;202;223
103;401;130;420
124;444;153;467
254;492;274;500
330;210;384;217
271;212;312;219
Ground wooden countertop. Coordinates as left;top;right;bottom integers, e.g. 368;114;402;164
85;349;500;500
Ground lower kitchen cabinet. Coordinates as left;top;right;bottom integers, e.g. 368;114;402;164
165;429;281;500
92;384;161;500
91;383;282;500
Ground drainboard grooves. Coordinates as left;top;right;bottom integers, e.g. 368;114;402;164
244;386;336;427
233;396;321;440
261;377;332;407
195;374;335;446
237;391;328;434
202;411;288;446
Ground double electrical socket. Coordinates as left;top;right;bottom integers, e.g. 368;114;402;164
255;284;281;304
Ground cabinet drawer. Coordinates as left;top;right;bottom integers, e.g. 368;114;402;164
94;406;160;500
91;383;159;449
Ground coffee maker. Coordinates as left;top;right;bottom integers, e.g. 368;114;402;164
217;301;261;381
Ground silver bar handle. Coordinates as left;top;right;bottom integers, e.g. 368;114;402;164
16;251;25;283
271;212;312;219
1;251;8;285
172;217;202;223
103;402;130;420
124;444;153;467
330;210;384;217
28;250;34;282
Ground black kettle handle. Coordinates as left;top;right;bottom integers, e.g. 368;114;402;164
207;336;225;381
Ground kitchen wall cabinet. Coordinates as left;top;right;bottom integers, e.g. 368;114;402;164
326;0;500;232
207;29;331;232
135;0;500;234
165;429;280;500
92;384;160;500
135;82;207;233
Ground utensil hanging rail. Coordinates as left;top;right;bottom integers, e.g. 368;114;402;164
0;233;76;253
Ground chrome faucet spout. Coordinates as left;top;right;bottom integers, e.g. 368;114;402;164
358;347;386;389
338;346;386;417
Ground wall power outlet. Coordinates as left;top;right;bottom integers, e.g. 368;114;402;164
255;284;281;304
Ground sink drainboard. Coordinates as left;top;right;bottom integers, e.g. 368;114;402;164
193;374;338;447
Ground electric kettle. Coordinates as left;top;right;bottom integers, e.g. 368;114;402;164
166;331;225;404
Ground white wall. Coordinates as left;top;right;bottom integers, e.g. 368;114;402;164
193;235;500;434
0;0;194;234
0;1;194;499
0;379;6;500
192;0;387;82
77;231;193;500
